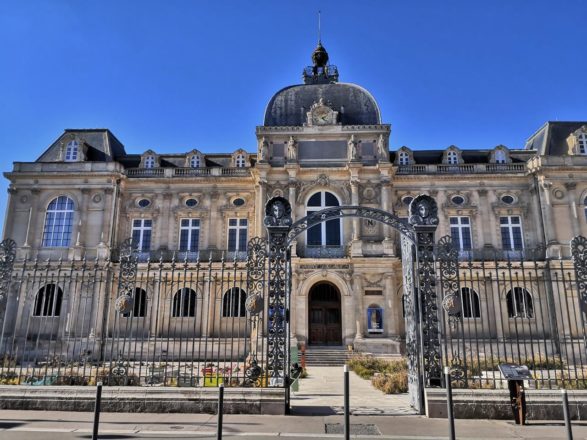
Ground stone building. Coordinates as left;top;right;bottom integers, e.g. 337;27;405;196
2;42;587;360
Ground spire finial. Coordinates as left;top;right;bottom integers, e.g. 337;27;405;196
318;10;321;43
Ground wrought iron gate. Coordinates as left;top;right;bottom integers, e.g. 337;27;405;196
263;194;441;414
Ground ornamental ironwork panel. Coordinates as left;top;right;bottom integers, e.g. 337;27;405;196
409;195;442;387
436;235;467;388
264;197;292;388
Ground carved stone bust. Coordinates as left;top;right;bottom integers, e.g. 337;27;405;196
264;196;292;227
408;194;439;226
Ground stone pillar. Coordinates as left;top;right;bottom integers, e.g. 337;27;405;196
477;189;489;248
352;273;363;339
565;182;580;238
350;179;362;256
28;189;42;249
539;179;556;245
384;273;396;337
257;182;267;237
2;187;16;241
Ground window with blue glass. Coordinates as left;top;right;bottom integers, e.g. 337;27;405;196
179;218;200;252
42;196;75;247
132;219;152;252
228;218;248;251
449;216;472;250
65;141;79;162
306;191;341;246
500;216;523;250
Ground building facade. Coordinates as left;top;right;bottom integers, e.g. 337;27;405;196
2;42;587;362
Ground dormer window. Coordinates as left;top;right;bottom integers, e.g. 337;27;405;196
190;155;201;168
398;151;410;166
144;155;155;169
447;150;458;165
235;154;246;168
579;133;587;155
495;149;506;163
65;141;79;162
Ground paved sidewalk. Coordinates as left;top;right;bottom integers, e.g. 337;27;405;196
292;366;416;415
0;409;586;439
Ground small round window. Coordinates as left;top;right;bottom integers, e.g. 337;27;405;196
233;198;245;207
185;198;198;208
137;199;151;208
451;195;465;205
501;195;515;205
402;196;413;206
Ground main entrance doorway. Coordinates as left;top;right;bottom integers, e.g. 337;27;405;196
308;282;342;346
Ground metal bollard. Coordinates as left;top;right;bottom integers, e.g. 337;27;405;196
561;389;573;440
92;382;103;440
217;383;224;440
344;364;350;440
444;367;456;440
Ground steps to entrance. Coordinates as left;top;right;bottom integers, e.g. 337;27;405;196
303;347;351;366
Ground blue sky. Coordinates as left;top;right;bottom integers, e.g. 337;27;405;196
0;0;586;232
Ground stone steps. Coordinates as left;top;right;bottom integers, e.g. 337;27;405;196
303;347;351;366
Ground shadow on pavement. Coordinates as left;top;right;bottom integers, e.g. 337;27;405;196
290;406;337;416
0;422;24;429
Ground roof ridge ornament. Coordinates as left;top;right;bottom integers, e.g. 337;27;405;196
302;14;339;85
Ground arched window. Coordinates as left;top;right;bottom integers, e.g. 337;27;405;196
398;151;410;166
172;288;197;317
460;287;480;318
222;287;246;317
495;149;507;164
33;284;63;317
65;141;79;162
144;155;156;169
506;287;534;318
235;154;246;168
190;155;201;168
584;197;587;222
42;196;75;247
447;150;458;165
306;191;341;247
123;288;147;318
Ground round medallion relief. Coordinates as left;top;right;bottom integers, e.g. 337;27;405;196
20;195;28;204
92;194;102;203
552;188;565;200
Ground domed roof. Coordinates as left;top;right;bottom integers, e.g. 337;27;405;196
263;82;381;127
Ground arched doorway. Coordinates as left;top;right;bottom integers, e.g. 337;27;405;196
308;282;342;346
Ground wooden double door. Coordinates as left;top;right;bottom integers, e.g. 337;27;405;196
308;282;342;346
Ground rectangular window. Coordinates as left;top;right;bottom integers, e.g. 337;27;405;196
500;216;523;250
449;216;472;250
179;218;200;252
132;219;152;252
579;134;587;154
228;218;248;252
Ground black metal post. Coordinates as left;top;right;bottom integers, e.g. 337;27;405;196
562;389;573;440
344;364;350;440
444;367;455;440
92;382;102;440
217;383;224;440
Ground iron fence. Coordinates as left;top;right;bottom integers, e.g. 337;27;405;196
0;238;269;388
437;235;587;390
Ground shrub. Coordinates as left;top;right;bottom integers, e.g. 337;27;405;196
348;355;408;381
371;371;408;394
0;371;19;385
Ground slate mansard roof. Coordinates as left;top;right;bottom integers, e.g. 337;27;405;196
263;82;381;127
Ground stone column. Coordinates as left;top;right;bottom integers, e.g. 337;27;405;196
384;273;396;337
28;188;42;249
565;182;580;238
2;187;16;241
477;189;489;248
257;182;267;237
539;179;556;245
352;273;364;339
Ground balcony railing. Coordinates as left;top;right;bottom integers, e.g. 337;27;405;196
298;245;346;259
125;167;251;178
396;163;527;175
111;249;248;263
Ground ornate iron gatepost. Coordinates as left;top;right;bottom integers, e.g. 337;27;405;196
264;197;292;412
571;236;587;339
409;195;442;389
400;234;422;412
0;239;16;353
